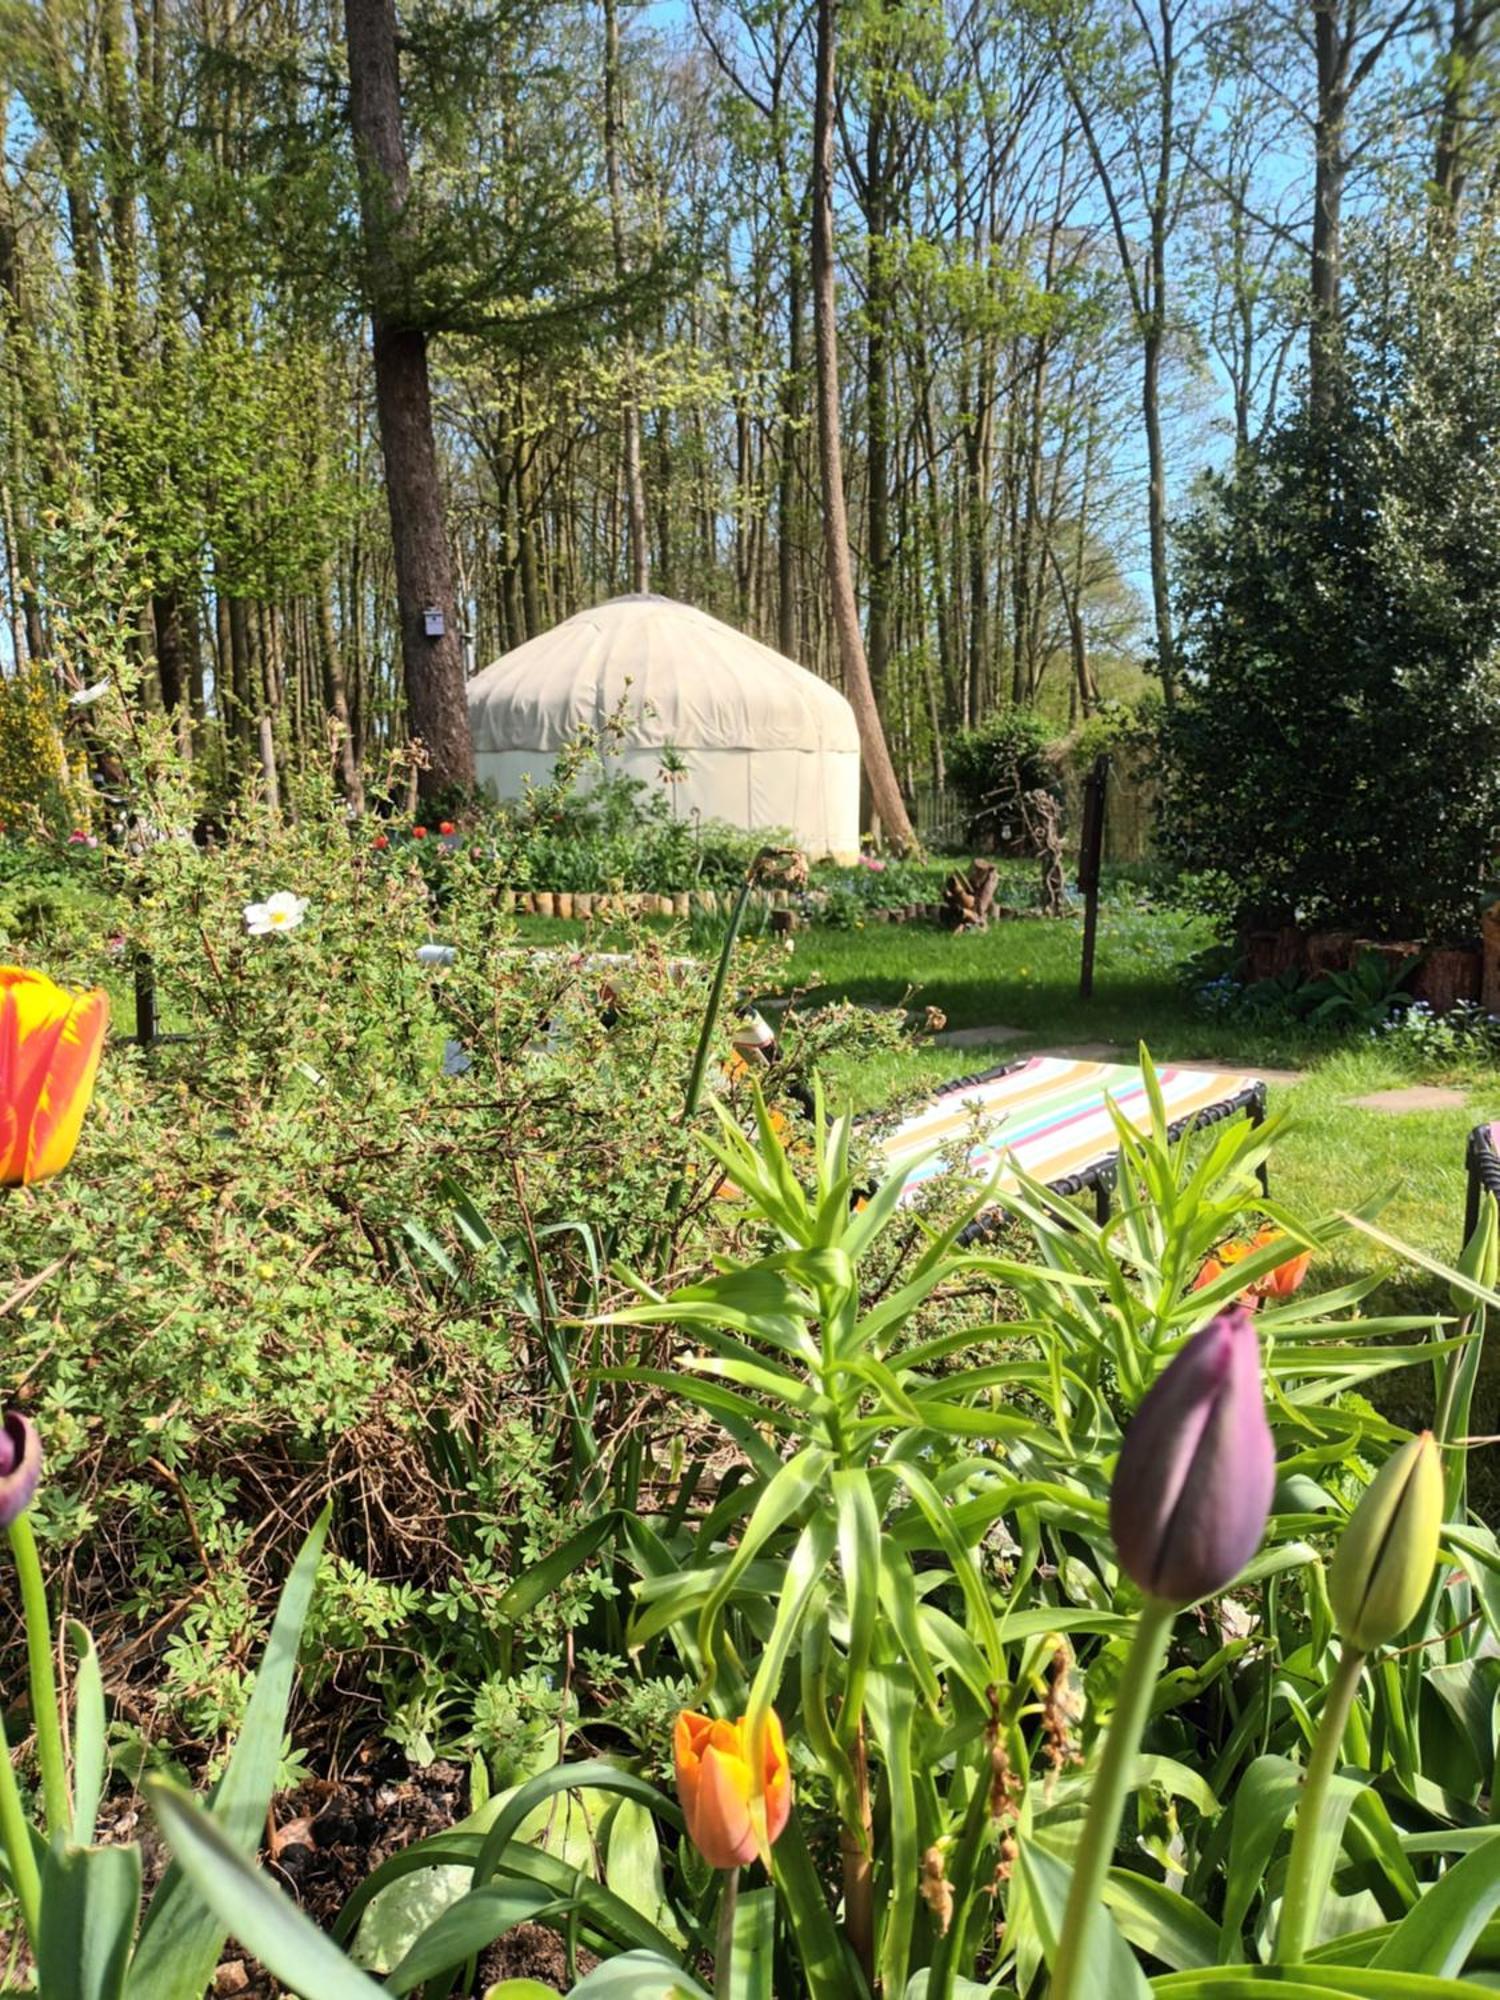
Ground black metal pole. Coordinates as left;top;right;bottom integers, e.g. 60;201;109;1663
1078;753;1108;1001
133;953;158;1049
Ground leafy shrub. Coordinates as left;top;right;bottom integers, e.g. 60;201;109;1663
1377;995;1500;1068
945;708;1062;849
1164;221;1500;941
1189;947;1417;1032
0;756;829;1748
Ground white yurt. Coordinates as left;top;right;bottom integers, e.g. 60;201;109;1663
465;595;861;861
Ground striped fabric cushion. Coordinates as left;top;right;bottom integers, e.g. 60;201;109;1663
881;1056;1262;1206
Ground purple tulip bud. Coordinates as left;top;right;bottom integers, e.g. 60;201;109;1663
1110;1306;1275;1605
0;1412;41;1526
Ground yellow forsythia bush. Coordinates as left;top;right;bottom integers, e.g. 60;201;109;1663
0;666;92;834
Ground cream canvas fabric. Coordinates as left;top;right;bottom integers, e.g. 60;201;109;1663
466;595;862;860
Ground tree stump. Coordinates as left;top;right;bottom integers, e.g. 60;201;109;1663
942;859;1000;931
1411;946;1482;1012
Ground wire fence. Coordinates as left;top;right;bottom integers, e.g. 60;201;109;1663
908;760;1158;864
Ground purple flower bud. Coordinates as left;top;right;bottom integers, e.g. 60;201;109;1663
1110;1306;1275;1605
0;1412;41;1526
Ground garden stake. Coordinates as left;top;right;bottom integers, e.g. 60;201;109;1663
1048;1596;1175;1999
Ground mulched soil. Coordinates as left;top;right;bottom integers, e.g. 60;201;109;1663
84;1743;594;1998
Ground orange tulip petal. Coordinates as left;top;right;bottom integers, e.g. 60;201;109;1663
694;1742;758;1869
0;970;108;1186
25;987;108;1183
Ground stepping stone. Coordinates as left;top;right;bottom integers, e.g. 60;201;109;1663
1349;1085;1471;1113
932;1023;1027;1047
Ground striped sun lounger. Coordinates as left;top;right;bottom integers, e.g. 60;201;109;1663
1464;1121;1500;1244
880;1055;1267;1222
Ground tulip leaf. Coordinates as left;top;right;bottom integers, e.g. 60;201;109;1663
606;1797;685;1946
772;1812;863;2000
383;1884;560;1994
743;1513;839;1768
564;1950;711;1999
697;1446;830;1679
1103;1867;1219;1971
144;1779;386;1999
866;1666;919;2000
1370;1828;1500;1977
470;1761;682;1890
1218;1756;1303;1957
887;1460;1000;1669
35;1841;141;2000
1017;1838;1152;1999
494;1512;624;1622
129;1502;332;2000
1152;1972;1480;1996
721;1883;776;2000
833;1467;881;1736
65;1622;106;1848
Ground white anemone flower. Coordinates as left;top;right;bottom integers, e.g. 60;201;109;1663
244;891;308;937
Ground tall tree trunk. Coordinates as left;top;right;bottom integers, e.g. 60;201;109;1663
1310;0;1347;426
864;76;893;706
604;0;649;592
318;564;364;808
812;0;916;853
778;244;803;659
344;0;474;795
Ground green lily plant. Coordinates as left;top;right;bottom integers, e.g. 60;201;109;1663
0;1441;329;2000
125;1070;1500;2000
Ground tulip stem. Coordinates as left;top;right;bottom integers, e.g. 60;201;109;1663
1049;1596;1175;2000
0;1700;41;1950
1277;1642;1366;1964
714;1865;739;1999
8;1509;70;1841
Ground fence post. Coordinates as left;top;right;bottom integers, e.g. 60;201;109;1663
133;953;158;1049
1078;754;1109;1002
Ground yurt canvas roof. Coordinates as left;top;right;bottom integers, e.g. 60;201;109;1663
466;595;859;755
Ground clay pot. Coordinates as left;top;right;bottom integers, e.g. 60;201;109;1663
534;891;555;919
555;892;574;920
574;893;594;920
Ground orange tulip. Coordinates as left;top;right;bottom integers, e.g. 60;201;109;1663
1253;1228;1312;1300
0;968;109;1186
674;1708;791;1869
1193;1227;1311;1304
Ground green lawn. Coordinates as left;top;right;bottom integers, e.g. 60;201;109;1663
514;888;1494;1277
